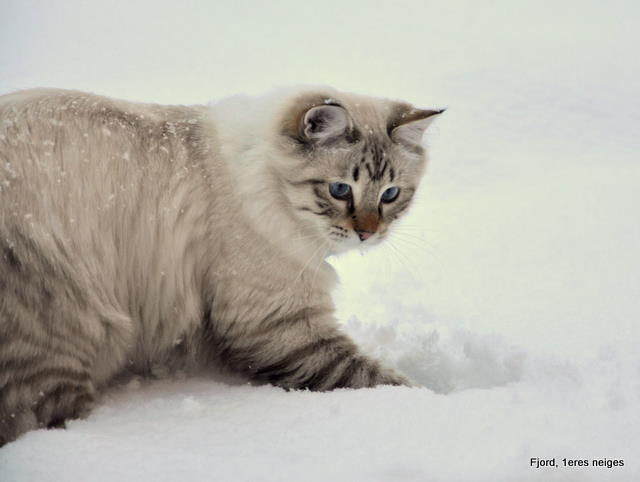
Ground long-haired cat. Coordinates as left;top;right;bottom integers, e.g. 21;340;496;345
0;86;443;445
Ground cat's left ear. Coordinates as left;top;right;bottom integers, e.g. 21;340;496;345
301;104;354;144
389;108;445;147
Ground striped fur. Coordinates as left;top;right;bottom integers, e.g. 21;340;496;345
0;87;441;445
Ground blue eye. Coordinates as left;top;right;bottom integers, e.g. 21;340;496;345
381;187;400;203
329;182;351;199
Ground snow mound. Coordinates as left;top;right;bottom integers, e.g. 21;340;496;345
344;318;527;393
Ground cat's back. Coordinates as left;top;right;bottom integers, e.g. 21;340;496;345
0;87;208;178
0;89;217;315
0;89;222;369
0;87;177;146
0;88;211;225
0;87;204;128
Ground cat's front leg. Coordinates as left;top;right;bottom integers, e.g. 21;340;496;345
209;306;410;391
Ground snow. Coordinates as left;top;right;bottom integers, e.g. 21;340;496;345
1;0;640;480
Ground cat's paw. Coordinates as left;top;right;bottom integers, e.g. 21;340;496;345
323;357;412;390
371;365;413;388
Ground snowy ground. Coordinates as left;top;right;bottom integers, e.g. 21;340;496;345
1;1;640;480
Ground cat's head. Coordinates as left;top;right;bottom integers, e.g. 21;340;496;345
275;90;443;254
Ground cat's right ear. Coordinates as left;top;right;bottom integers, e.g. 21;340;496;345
300;105;353;144
389;108;445;148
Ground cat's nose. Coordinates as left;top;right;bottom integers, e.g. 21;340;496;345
356;230;374;241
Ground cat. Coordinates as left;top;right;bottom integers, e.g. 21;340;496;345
0;86;443;445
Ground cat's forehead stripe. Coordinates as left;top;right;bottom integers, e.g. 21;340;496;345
352;166;359;182
359;137;393;182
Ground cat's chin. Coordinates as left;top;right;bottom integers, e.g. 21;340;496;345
326;241;356;256
327;234;384;256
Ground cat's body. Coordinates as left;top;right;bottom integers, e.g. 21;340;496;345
0;87;442;445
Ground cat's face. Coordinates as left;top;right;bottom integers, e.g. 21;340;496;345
278;92;443;254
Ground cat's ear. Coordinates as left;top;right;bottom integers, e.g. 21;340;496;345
301;105;353;144
389;108;445;147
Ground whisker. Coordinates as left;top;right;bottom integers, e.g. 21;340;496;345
386;233;444;278
290;239;328;287
385;240;415;275
390;230;440;254
387;236;430;259
388;234;430;252
309;240;330;288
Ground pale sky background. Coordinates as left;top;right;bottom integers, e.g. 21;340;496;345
2;1;638;105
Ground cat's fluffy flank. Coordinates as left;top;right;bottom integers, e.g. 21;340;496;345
0;87;441;445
